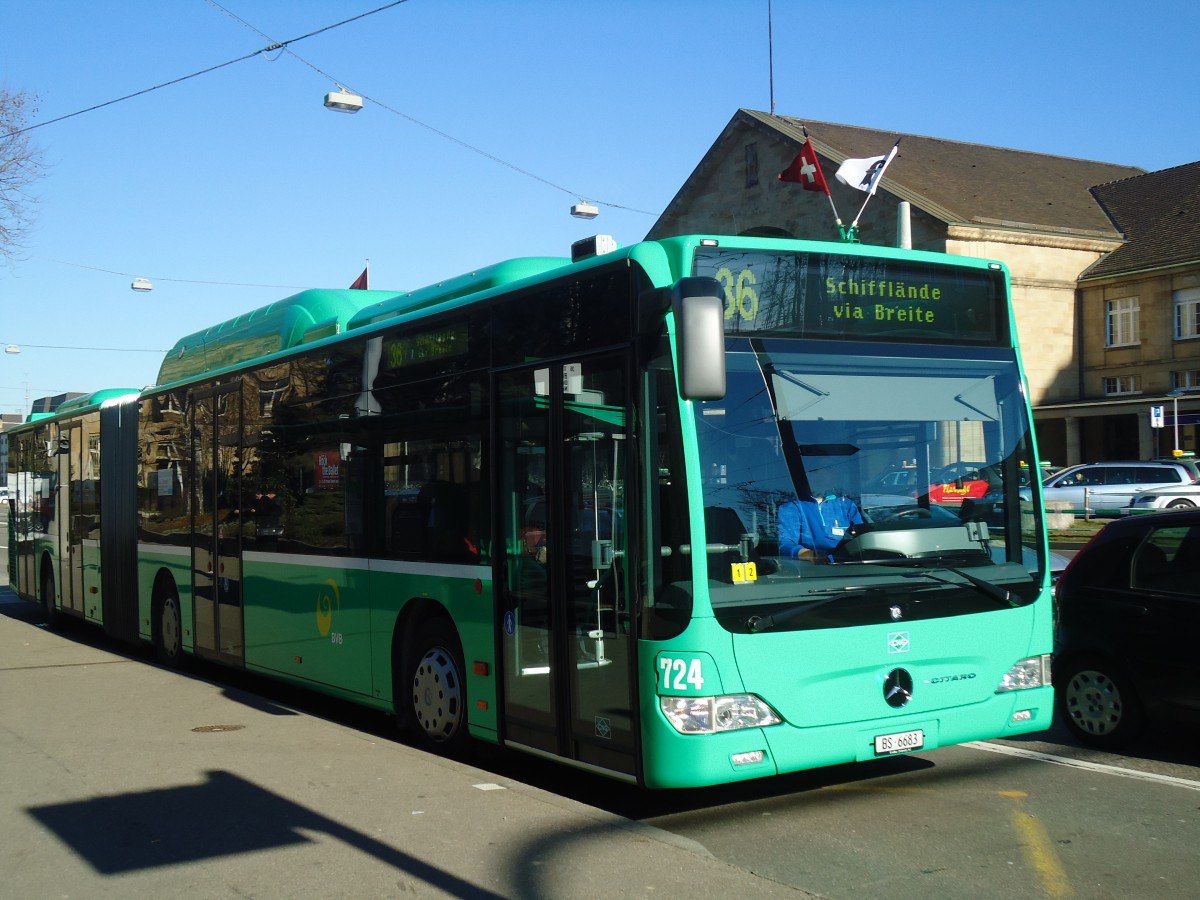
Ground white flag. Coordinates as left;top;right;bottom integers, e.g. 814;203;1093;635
835;140;900;195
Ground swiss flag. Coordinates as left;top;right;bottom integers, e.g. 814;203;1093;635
778;142;830;194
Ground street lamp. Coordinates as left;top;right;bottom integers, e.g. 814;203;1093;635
324;86;363;114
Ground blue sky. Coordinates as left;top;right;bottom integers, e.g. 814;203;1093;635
2;0;1197;418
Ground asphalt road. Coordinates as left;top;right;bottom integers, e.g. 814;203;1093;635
473;712;1200;899
10;517;1191;899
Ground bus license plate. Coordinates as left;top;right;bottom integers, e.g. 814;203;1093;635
874;728;924;756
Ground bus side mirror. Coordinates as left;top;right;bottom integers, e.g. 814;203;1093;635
672;277;726;401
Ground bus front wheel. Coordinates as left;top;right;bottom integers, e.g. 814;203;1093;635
404;618;470;759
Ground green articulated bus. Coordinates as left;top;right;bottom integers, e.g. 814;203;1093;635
6;233;1054;788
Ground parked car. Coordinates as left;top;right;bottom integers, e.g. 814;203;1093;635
1128;479;1200;512
1020;461;1061;487
1054;508;1200;747
1028;460;1200;515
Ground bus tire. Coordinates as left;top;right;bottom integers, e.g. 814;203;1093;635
403;617;470;759
154;584;184;668
40;562;60;630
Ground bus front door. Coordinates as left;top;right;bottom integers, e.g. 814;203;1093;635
190;383;246;666
496;357;638;780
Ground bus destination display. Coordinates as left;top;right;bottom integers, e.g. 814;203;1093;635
694;248;1004;344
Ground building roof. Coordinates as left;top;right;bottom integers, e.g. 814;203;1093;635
662;109;1145;240
1082;161;1200;279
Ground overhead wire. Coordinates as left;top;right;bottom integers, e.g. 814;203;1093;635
0;342;164;353
3;1;410;138
8;0;654;215
205;0;655;215
45;258;310;290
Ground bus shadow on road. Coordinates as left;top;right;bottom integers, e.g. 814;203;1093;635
26;769;505;897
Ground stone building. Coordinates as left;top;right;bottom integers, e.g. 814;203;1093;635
1038;161;1200;462
645;109;1200;466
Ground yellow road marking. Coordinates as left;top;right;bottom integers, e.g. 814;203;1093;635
1007;798;1072;898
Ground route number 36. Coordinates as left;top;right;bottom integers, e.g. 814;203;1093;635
659;656;705;692
715;266;759;322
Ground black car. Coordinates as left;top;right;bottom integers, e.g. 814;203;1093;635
1054;509;1200;747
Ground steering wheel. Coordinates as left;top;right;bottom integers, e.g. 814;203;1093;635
884;507;933;521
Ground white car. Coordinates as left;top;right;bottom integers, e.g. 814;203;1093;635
1128;479;1200;512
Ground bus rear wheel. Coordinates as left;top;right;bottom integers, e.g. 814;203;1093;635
40;564;60;630
155;586;184;667
404;618;470;759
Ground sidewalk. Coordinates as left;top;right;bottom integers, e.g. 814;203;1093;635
0;589;811;899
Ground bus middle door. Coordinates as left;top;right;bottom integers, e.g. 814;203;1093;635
190;383;246;665
496;357;637;779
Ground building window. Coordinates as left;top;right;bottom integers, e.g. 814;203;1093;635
1103;375;1140;396
1174;287;1200;341
1172;369;1200;390
1106;297;1139;347
745;143;759;188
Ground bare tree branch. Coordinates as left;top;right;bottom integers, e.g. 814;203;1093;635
0;88;46;266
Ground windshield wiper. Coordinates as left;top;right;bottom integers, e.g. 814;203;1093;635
744;586;887;633
899;565;1019;609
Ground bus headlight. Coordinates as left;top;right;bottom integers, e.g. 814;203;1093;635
660;694;781;734
995;654;1052;692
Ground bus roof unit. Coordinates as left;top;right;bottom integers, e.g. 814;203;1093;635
346;257;568;329
157;288;401;387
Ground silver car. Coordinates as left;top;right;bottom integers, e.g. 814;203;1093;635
1031;461;1200;515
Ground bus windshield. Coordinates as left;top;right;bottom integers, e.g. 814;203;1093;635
694;338;1044;632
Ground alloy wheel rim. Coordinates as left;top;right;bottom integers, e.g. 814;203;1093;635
161;596;181;657
1066;669;1123;736
412;646;462;741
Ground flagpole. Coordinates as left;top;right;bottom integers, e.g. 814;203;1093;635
801;127;844;237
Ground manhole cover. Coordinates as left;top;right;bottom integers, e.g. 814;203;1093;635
190;724;245;733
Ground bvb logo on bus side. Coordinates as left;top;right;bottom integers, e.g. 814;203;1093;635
316;579;341;637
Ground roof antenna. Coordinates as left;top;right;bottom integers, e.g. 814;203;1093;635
768;0;776;115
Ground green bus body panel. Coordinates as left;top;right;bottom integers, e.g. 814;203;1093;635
241;555;375;696
639;610;1053;789
134;549;497;732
